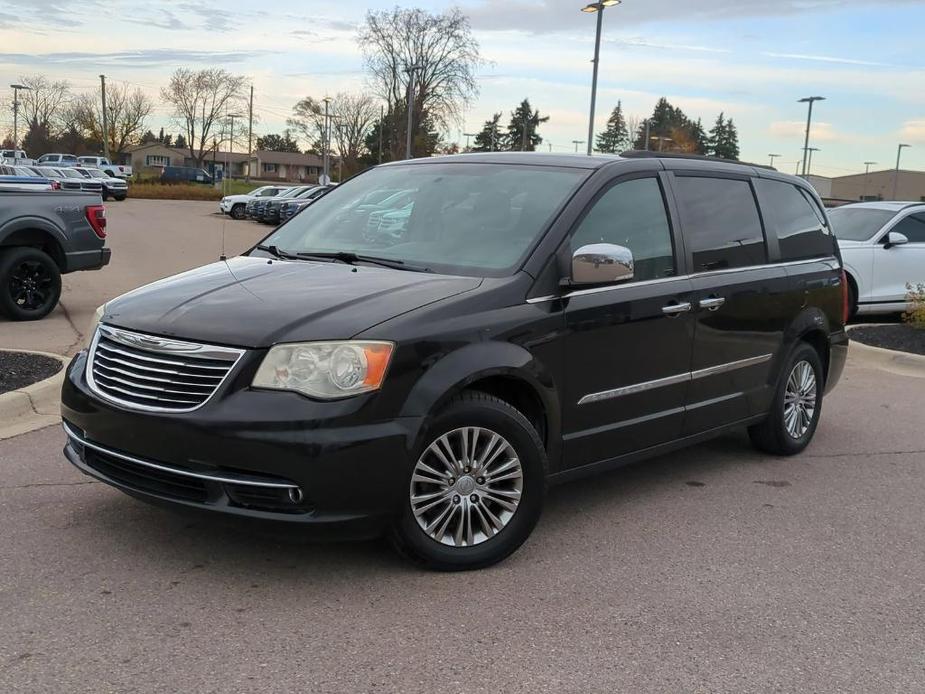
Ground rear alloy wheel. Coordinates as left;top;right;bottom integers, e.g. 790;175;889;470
0;247;62;321
231;204;246;220
391;392;546;570
748;342;824;455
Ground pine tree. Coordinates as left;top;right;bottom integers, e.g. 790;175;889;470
174;134;187;149
690;118;709;155
506;99;549;152
633;97;692;150
140;130;157;144
595;101;629;154
158;127;165;143
708;112;740;160
473;113;505;152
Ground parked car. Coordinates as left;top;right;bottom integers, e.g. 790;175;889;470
0;174;56;192
829;201;925;316
279;185;334;222
76;156;132;180
61;152;848;570
220;185;290;220
0;189;109;320
1;149;35;166
260;186;316;225
160;166;214;185
36;153;79;167
57;168;103;194
75;167;129;201
29;166;81;191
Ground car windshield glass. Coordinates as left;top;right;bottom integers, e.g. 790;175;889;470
828;208;898;241
259;163;588;277
60;169;82;179
87;169;107;177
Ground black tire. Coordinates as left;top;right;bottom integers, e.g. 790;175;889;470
230;204;246;220
0;247;62;321
846;276;859;320
114;196;126;202
101;191;109;201
390;391;546;571
748;342;824;456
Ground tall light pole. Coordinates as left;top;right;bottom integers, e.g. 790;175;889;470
572;139;585;153
463;132;477;151
806;147;820;175
768;153;781;168
404;64;423;160
225;112;243;193
893;144;911;200
643;119;651;151
10;84;31;150
798;96;825;176
322;96;333;182
863;161;877;200
580;1;621;157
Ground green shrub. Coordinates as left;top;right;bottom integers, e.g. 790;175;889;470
903;282;925;329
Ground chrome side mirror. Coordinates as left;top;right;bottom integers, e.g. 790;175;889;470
571;243;634;285
885;231;909;248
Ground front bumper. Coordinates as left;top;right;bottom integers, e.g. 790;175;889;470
61;351;421;537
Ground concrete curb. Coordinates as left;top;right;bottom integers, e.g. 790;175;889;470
846;325;925;379
0;349;69;440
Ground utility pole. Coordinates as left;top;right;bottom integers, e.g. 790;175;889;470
643;119;650;151
378;104;384;164
863;161;877;201
99;75;111;161
10;84;31;150
893;144;911;200
404;64;422;160
522;115;529;152
798;96;825;176
247;84;254;181
322;97;332;182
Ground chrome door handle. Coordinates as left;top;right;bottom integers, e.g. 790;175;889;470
699;297;726;311
662;302;692;315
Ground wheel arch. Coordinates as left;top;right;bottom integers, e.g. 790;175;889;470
0;222;67;271
782;308;832;383
398;342;562;469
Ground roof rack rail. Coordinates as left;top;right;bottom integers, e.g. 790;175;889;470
620;150;777;172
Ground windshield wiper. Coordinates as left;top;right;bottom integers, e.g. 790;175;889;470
295;251;431;273
254;244;303;261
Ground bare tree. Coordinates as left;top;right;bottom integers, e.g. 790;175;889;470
289;92;378;176
17;74;71;133
358;7;481;159
161;68;246;167
75;83;153;156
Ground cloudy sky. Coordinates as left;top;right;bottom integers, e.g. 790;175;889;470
2;0;924;176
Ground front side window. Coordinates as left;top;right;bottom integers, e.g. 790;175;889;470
570;177;675;282
755;179;834;261
889;213;925;243
261;163;587;277
674;176;766;272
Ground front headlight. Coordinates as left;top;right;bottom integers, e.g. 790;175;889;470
252;341;394;400
85;303;106;349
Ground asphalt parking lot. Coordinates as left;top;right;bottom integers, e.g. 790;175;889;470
1;201;924;692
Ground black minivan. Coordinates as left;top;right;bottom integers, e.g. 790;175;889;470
62;152;848;570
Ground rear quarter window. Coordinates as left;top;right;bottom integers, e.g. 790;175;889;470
755;179;835;261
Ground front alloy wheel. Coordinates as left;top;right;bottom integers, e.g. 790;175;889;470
410;426;524;547
391;391;546;571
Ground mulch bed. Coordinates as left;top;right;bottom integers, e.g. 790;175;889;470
851;324;925;357
0;352;62;396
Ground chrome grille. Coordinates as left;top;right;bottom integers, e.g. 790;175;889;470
87;325;243;413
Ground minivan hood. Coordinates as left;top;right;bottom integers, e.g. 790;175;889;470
104;255;482;348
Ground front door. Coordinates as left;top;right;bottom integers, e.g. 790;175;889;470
562;175;695;469
872;211;925;304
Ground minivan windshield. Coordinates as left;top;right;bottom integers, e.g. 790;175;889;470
828;207;897;241
259;163;587;276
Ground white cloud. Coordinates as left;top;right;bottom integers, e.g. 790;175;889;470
900;120;925;143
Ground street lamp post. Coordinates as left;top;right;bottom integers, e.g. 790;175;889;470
463;132;477;151
893;144;911;200
768;153;781;168
572;139;585;153
863;161;877;201
581;0;620;157
322;97;333;182
404;64;423;160
798;96;825;176
10;84;32;150
806;147;820;176
225;112;243;194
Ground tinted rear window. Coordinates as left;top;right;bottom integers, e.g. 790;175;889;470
755;179;834;261
674;176;766;272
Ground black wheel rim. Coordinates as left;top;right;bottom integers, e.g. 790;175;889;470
9;260;54;311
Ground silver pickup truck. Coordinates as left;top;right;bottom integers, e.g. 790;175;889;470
0;190;111;320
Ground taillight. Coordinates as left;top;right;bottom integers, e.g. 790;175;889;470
85;204;107;239
840;270;849;324
51;180;60;190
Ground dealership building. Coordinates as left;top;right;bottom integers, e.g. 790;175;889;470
806;169;925;203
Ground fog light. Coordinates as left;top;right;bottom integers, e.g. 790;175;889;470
288;487;304;504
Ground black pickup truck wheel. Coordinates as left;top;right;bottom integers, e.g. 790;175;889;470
0;247;62;321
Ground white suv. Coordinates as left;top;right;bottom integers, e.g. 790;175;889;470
829;202;925;315
219;186;289;220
